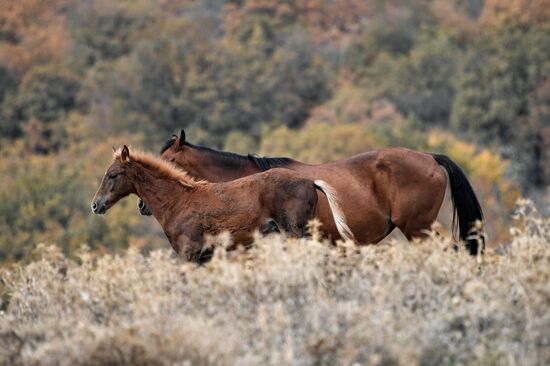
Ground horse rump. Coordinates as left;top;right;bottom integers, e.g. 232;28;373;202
313;180;356;243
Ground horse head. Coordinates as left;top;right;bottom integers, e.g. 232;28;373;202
91;145;135;215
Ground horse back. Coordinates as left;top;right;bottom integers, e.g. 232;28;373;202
256;168;318;208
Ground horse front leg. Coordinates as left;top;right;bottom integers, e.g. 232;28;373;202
174;233;204;263
281;190;318;239
277;205;316;239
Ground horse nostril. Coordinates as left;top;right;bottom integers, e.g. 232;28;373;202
138;200;144;209
91;202;97;212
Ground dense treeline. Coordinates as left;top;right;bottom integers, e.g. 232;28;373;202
0;0;548;262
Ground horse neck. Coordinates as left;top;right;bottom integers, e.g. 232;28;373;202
128;163;191;225
182;146;260;182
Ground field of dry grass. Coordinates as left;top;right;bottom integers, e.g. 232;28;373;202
0;201;549;366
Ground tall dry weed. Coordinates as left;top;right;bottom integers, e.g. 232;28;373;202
1;202;549;366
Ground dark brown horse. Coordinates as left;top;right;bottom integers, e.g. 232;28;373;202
92;146;351;262
139;130;484;254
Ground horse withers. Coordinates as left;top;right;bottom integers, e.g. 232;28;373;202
139;130;484;254
92;146;351;262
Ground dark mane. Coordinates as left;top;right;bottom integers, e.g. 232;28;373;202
190;143;251;169
159;135;293;171
247;154;293;171
160;135;178;154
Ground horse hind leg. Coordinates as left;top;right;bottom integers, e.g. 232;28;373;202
399;218;438;241
391;190;444;240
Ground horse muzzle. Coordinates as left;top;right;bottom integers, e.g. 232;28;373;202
91;199;109;215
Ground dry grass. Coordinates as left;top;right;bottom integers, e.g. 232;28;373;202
1;201;549;366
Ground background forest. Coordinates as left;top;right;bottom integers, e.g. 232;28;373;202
0;0;549;263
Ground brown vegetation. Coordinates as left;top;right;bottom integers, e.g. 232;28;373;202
1;201;549;365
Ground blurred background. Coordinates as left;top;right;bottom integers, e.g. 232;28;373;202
0;0;548;263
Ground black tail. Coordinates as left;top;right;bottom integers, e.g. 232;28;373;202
432;154;484;255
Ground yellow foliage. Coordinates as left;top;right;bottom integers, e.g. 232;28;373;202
260;123;377;163
427;131;520;242
0;121;167;262
427;131;514;193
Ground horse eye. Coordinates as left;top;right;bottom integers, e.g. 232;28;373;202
108;173;118;179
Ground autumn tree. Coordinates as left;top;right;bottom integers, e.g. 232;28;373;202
450;28;550;151
0;0;70;77
1;65;84;149
515;79;550;188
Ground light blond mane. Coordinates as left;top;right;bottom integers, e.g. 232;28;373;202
113;147;207;188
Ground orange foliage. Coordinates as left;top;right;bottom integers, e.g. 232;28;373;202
0;0;70;76
223;0;371;43
479;0;550;29
305;84;405;128
297;0;371;36
431;0;477;41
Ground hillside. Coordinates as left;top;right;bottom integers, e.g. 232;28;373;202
1;0;549;263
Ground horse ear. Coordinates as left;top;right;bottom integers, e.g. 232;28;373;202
179;129;185;147
112;146;116;153
121;145;130;162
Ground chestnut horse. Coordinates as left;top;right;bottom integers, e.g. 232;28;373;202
91;146;351;262
139;130;484;254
